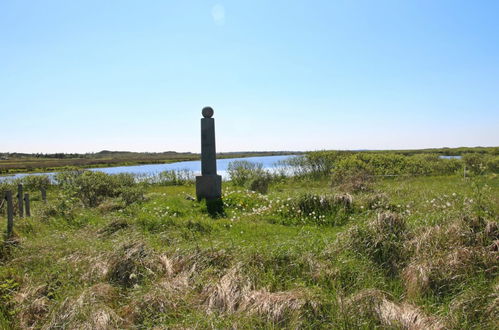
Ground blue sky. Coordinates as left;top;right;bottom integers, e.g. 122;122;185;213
1;0;498;153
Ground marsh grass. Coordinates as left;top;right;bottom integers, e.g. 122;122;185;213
0;165;497;328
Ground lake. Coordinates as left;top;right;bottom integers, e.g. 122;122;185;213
0;155;297;182
439;155;462;159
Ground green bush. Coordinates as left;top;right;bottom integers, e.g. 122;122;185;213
485;156;499;173
19;175;51;191
283;151;465;180
55;171;143;207
227;161;266;186
248;173;272;194
302;151;344;178
151;169;195;186
74;172;116;207
280;152;348;178
463;154;487;175
39;193;80;221
0;181;15;196
117;186;145;206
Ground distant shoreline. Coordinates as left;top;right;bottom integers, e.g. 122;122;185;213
1;146;497;176
0;151;301;176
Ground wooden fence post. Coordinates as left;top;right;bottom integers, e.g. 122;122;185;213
24;193;31;217
6;191;14;239
17;184;24;218
41;187;47;202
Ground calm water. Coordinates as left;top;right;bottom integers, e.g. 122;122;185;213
439;155;462;159
0;155;296;182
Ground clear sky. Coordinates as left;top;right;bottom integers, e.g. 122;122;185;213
1;0;498;153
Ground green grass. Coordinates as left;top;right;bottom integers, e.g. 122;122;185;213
0;174;498;328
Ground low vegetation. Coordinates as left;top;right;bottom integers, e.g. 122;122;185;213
0;149;497;328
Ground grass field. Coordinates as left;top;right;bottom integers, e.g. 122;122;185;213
1;167;497;328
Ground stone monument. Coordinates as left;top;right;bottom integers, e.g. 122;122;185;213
196;106;222;201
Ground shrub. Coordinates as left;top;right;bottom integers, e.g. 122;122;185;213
55;170;143;207
38;193;80;221
463;153;487;175
485;156;499;173
74;172;117;207
228;161;266;186
18;175;51;191
111;173;136;187
248;173;272;194
151;169;195;186
0;180;15;196
227;160;275;194
283;151;464;180
302;151;344;178
116;186;145;206
279;152;348;179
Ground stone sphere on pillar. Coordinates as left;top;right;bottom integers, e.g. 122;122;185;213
202;106;214;118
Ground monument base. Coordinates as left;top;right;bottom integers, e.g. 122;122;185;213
196;175;222;201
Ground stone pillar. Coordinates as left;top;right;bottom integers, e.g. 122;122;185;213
196;107;222;201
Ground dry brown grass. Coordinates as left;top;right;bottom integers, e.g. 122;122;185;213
345;289;445;329
59;250;110;283
333;169;373;193
97;218;129;237
14;282;50;329
404;217;498;299
334;193;353;209
342;211;409;274
203;265;314;324
156;254;198;292
42;283;122;330
448;281;499;328
121;251;228;325
204;265;252;313
96;199;125;214
106;241;162;288
365;192;390;210
404;246;497;299
486;283;499;322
